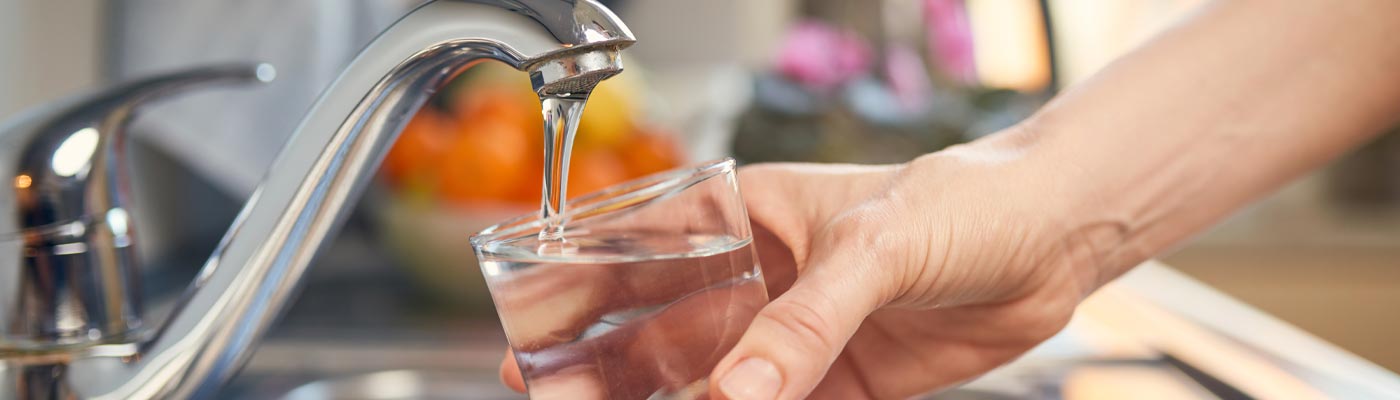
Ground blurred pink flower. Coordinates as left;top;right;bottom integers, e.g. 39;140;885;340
885;44;933;112
925;0;977;84
776;20;873;92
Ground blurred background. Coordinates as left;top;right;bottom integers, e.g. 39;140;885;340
2;0;1398;397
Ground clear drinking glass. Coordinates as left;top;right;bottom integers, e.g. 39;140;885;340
471;158;768;400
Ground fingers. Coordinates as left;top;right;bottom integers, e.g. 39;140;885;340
500;349;527;393
750;221;798;297
709;230;891;400
701;165;904;400
738;163;899;241
736;163;900;278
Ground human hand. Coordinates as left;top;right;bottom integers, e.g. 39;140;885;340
709;134;1102;399
495;131;1107;399
507;0;1400;394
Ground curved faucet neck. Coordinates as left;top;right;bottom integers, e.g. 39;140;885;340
62;1;633;398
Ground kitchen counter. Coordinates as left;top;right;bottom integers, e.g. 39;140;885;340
1165;173;1400;372
986;261;1400;399
218;225;1400;399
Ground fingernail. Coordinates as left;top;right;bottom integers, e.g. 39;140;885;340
720;358;782;400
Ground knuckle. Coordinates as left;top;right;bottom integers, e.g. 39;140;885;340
834;208;897;252
906;150;973;176
1016;294;1078;343
1024;312;1073;344
828;208;911;297
737;163;787;183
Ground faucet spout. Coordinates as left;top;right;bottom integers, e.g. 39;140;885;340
63;1;634;398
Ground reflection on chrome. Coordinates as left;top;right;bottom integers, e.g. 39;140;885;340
0;1;634;398
50;127;98;177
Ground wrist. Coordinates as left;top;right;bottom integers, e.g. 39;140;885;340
890;126;1108;303
943;121;1138;297
1003;119;1146;294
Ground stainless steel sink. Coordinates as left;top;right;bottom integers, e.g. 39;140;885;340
207;217;1036;400
201;213;1222;400
275;370;523;400
207;223;519;399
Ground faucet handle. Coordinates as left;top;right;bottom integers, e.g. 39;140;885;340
0;64;273;352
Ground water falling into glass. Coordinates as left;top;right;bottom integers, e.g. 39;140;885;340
538;94;590;242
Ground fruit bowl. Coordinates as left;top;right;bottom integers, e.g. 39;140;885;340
369;61;685;310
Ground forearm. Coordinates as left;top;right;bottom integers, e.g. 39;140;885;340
1001;0;1400;286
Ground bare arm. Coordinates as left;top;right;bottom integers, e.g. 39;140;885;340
1015;0;1400;285
500;1;1400;398
703;1;1400;399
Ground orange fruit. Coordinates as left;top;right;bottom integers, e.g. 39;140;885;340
437;119;532;205
454;86;537;131
383;107;456;187
507;147;546;206
449;62;542;137
566;149;630;199
619;128;685;179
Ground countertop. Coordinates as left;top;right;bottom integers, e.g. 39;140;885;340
211;220;1400;398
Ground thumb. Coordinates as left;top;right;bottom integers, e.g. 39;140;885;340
709;235;889;400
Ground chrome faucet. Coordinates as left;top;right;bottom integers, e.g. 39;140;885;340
0;1;634;398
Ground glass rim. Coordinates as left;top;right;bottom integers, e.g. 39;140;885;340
470;157;738;246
